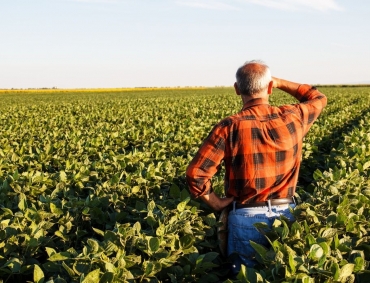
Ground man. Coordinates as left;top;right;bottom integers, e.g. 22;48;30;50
186;60;327;271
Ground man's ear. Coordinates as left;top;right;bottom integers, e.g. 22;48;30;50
234;82;241;96
267;80;273;95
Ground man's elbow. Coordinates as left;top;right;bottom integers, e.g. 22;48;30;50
185;164;199;198
322;94;328;108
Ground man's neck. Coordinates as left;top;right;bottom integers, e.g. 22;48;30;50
242;93;269;105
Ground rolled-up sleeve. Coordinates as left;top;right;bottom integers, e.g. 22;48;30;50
292;84;327;136
186;124;226;198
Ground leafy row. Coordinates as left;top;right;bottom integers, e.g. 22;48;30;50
1;87;370;282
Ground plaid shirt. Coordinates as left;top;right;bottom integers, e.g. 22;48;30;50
186;84;327;204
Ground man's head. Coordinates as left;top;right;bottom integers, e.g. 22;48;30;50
235;60;272;97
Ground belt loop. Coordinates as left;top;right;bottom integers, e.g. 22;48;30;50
267;199;272;216
233;201;236;212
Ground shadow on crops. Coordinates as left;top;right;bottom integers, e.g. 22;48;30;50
299;107;370;187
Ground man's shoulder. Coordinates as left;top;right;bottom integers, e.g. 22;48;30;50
217;105;299;127
217;117;233;128
216;112;245;128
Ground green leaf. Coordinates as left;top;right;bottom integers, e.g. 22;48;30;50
339;263;354;279
73;260;91;275
294;273;313;283
100;272;114;283
346;218;355;232
204;213;216;226
169;183;180;199
353;257;364;272
143;261;161;277
149;237;160;253
92;227;105;237
180;189;190;201
318;242;330;256
313;169;323;180
82;207;90;215
18;194;28;211
45;247;57;257
82;268;101;283
147;200;156;211
333;233;339;250
156;224;165;237
331;261;340;280
203;252;218;263
177;198;190;212
250;241;268;261
236;264;247;280
59;171;67;182
55;231;68;241
50;203;63;215
309;244;323;261
87;238;100;253
52;278;68;283
281;220;289;240
306;234;316;246
135;201;146;212
321;228;337;238
290;221;302;235
288;253;296;274
110;173;120;184
3;258;22;272
180;234;195;250
1;207;14;216
62;262;75;277
146;216;156;229
34;265;44;283
303;220;310;234
363;161;370;171
133;222;141;234
48;252;71;261
132;186;140;194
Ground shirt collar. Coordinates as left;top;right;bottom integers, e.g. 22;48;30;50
242;97;269;111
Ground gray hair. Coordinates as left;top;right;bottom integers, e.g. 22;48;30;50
235;60;271;96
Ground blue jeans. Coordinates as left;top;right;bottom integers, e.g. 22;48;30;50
227;202;295;273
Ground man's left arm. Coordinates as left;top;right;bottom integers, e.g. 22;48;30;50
199;191;234;211
186;124;234;211
293;85;327;136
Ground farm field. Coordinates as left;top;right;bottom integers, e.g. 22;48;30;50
1;86;370;282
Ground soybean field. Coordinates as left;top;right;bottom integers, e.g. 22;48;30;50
1;86;370;283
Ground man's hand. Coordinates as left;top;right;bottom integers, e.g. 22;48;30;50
272;76;280;88
200;192;234;211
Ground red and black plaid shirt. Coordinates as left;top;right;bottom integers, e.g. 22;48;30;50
186;84;327;204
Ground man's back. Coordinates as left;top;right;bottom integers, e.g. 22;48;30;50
187;84;327;204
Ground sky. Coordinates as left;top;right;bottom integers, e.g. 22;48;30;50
1;0;369;88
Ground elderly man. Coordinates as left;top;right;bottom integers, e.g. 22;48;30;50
186;60;327;271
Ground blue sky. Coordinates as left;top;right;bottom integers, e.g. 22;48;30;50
1;0;369;88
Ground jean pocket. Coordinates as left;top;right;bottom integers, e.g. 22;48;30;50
229;214;269;258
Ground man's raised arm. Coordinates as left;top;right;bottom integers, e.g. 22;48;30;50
272;76;301;96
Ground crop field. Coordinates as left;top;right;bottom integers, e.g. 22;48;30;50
1;86;370;283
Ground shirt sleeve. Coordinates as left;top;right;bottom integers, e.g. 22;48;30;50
186;123;226;198
292;84;328;136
